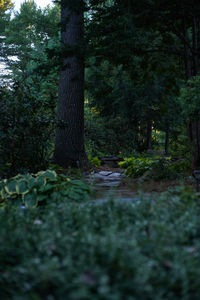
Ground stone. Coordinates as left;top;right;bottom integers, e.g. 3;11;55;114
108;172;121;177
99;171;113;176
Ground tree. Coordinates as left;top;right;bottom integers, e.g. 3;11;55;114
53;0;89;168
0;2;60;176
0;0;13;13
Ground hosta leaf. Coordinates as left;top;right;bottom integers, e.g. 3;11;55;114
23;193;38;208
35;176;46;187
37;170;57;181
4;180;18;195
16;180;29;195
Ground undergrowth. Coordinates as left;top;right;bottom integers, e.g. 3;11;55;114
1;185;200;299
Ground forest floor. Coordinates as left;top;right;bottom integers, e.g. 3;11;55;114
95;165;196;193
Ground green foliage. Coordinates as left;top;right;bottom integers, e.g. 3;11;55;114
0;2;60;176
1;186;200;298
119;156;156;177
120;156;191;180
0;170;92;207
148;158;192;181
88;155;101;167
0;83;56;177
148;158;178;181
170;132;192;157
0;0;13;13
85;102;138;156
180;76;200;121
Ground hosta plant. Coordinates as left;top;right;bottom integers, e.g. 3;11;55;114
0;170;92;207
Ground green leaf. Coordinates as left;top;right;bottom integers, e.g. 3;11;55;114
4;180;18;195
16;180;29;195
36;170;57;181
23;192;38;208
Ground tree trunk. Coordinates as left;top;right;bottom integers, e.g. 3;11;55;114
182;11;200;170
165;127;169;156
146;120;152;151
182;13;192;80
191;16;200;170
192;15;198;76
190;117;200;170
53;1;89;169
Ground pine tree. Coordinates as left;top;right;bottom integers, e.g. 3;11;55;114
53;0;90;169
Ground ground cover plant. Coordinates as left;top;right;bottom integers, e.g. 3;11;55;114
119;156;192;180
1;186;200;299
0;170;92;207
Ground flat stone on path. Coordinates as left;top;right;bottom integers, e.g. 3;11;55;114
99;171;113;176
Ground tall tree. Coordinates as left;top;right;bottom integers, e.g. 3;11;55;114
0;0;13;13
53;0;89;168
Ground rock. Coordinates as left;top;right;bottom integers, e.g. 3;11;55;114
99;171;113;176
96;181;121;187
108;172;121;177
100;157;123;168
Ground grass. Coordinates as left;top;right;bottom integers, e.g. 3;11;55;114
1;186;200;299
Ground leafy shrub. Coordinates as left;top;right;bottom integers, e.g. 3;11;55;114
88;155;101;167
119;156;156;177
0;170;92;207
148;158;192;181
147;158;177;180
168;159;192;174
120;156;191;180
0;81;56;178
1;186;200;299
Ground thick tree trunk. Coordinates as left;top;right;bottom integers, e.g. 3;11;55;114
146;120;152;150
53;2;89;169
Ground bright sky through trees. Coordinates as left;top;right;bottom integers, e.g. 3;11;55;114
13;0;53;11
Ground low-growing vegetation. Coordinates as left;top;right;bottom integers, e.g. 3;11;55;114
119;156;192;180
1;186;200;299
0;170;92;207
2;1;200;299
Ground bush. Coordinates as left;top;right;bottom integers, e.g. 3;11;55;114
119;156;156;177
0;83;56;178
1;186;200;299
148;158;192;181
0;170;92;207
119;156;192;180
88;155;101;167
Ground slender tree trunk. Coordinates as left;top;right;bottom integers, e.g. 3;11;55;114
182;14;192;80
191;16;200;170
192;15;198;76
146;120;152;151
191;115;200;169
53;1;89;169
182;11;200;170
165;126;169;156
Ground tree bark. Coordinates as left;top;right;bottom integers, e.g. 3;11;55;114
192;15;198;76
53;1;90;169
146;120;152;151
181;10;200;170
182;13;192;80
191;16;200;170
165;127;169;156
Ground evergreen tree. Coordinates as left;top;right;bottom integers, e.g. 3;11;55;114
53;0;90;168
